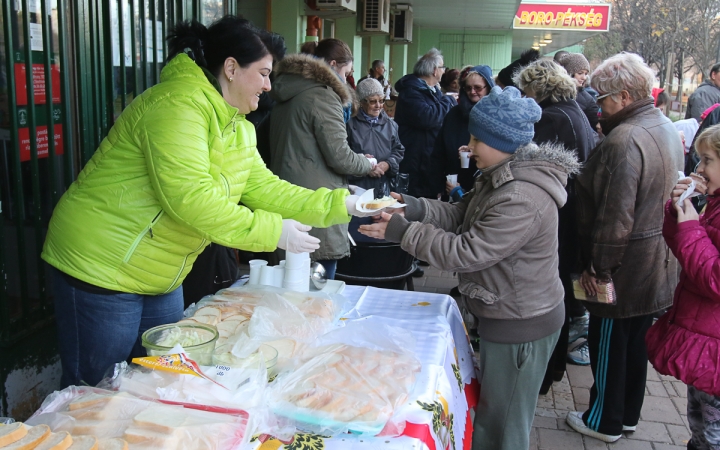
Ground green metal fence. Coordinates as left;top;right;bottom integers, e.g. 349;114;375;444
0;0;231;346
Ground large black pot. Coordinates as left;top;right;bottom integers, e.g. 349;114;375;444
335;242;416;290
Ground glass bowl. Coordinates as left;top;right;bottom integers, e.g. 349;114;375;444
141;323;218;365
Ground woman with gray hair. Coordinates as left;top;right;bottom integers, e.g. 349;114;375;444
565;52;684;443
347;78;405;193
514;59;596;392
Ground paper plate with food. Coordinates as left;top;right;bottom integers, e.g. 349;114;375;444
356;189;406;213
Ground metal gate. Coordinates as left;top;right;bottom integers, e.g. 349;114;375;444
0;0;231;346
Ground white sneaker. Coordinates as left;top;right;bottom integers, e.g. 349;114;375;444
622;424;637;432
566;411;622;443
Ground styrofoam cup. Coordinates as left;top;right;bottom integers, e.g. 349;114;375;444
248;260;268;285
459;151;471;168
283;278;309;292
273;266;285;288
259;265;276;286
279;260;286;267
285;251;310;269
446;174;458;185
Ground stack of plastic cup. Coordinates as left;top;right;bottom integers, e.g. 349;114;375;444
259;264;276;287
248;260;268;285
273;266;285;288
283;251;310;292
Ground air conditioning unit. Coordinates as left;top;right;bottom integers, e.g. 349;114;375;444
362;0;390;34
390;4;412;42
304;0;356;18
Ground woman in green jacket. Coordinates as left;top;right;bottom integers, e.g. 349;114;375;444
42;17;361;387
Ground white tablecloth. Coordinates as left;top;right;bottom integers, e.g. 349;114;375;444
247;286;479;450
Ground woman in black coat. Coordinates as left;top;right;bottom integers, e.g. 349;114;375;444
515;59;597;393
558;52;600;131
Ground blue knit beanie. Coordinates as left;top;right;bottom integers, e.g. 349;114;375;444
468;86;542;153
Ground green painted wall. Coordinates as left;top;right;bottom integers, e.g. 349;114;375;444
406;24;421;74
368;35;390;73
390;44;408;84
238;0;267;30
335;17;363;80
410;28;513;74
270;0;304;53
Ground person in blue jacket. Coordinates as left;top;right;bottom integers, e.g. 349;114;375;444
394;48;456;198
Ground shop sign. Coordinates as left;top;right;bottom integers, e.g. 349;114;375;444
513;3;611;31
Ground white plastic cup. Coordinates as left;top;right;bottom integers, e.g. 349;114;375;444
283;278;309;292
459;151;471;169
283;266;309;283
446;174;458;185
259;265;276;286
248;260;268;285
285;251;310;269
279;260;286;267
273;266;285;288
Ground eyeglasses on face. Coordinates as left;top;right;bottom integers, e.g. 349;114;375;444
438;65;447;70
362;99;385;105
464;84;487;93
596;91;620;101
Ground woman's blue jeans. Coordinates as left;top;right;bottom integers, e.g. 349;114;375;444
53;270;184;388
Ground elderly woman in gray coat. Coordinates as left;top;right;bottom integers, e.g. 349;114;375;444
347;78;405;243
347;78;405;193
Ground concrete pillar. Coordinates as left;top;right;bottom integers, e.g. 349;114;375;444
270;0;304;53
335;16;363;80
389;44;408;83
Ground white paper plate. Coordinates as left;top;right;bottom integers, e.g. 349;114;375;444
356;188;406;213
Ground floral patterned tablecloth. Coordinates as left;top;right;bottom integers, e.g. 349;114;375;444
245;286;478;450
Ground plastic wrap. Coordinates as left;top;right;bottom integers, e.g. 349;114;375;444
183;285;347;375
267;320;421;436
99;358;267;414
25;386;248;449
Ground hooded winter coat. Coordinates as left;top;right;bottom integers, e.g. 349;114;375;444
346;110;405;192
576;87;599;130
41;54;350;294
686;79;720;121
394;74;456;198
646;198;720;397
428;65;496;195
576;102;683;318
269;54;373;260
385;142;581;344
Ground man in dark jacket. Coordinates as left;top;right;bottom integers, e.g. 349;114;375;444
686;62;720;121
394;48;456;198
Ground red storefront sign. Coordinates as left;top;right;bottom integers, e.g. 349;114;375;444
513;4;611;31
18;124;64;162
14;63;62;105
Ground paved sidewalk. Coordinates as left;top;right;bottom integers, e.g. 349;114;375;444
417;265;692;449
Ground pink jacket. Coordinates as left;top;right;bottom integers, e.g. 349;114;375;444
646;197;720;396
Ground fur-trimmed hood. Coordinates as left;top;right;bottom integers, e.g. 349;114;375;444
271;54;356;109
485;141;581;208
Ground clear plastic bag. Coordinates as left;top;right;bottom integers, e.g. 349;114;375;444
24;386;248;449
267;319;421;436
98;360;267;413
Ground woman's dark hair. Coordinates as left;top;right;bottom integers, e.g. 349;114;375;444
167;15;286;77
655;90;669;107
309;38;353;66
300;41;318;55
440;69;460;90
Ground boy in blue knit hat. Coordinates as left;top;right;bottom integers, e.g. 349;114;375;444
359;86;581;450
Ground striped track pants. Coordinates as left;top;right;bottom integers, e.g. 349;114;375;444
581;314;654;436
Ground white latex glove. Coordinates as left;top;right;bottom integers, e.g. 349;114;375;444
345;195;378;218
276;220;320;253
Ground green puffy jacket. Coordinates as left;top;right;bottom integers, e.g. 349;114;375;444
42;54;350;295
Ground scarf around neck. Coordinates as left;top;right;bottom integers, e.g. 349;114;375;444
599;97;654;135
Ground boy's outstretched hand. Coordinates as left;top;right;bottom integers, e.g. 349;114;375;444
358;212;394;240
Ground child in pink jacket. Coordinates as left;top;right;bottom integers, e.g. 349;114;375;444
647;123;720;450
